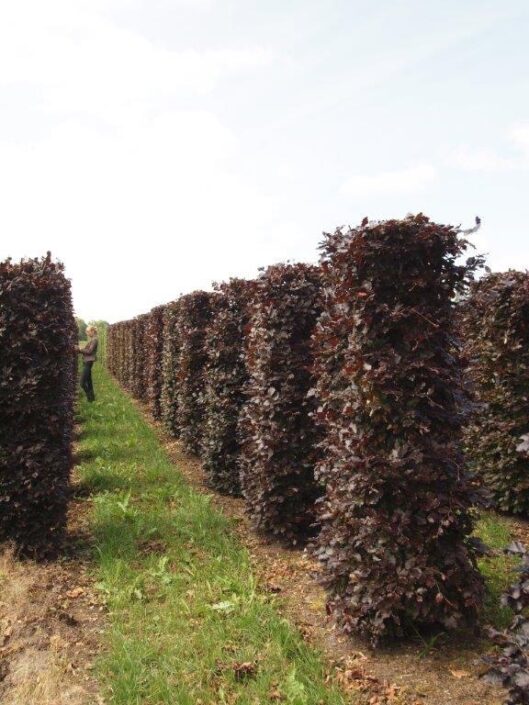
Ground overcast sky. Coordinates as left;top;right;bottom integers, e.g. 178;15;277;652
1;0;528;322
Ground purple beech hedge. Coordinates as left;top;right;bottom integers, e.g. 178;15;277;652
239;263;323;545
110;320;133;391
125;322;134;390
118;321;132;391
115;321;127;388
203;278;256;496
112;322;126;385
175;291;217;455
483;541;529;705
160;300;182;437
145;305;166;420
107;321;118;379
0;254;76;554
107;320;118;379
106;320;115;376
312;215;484;644
108;319;135;392
131;313;149;403
463;271;529;515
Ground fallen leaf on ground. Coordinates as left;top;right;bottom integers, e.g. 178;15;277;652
49;634;68;651
233;661;258;681
66;587;85;599
450;669;471;679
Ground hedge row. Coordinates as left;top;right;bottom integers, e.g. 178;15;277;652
463;271;529;515
107;215;489;643
0;254;76;554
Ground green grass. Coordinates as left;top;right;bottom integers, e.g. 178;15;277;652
474;512;518;629
78;365;348;705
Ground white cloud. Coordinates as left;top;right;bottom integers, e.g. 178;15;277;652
510;123;529;155
1;2;527;321
445;146;514;172
445;123;529;173
340;164;437;198
0;1;282;321
0;1;274;123
0;109;291;321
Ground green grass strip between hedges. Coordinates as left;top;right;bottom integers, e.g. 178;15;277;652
78;365;348;705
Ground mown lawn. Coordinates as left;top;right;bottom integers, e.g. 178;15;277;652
78;365;348;705
475;512;518;630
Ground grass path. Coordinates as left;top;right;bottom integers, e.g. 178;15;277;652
79;365;348;705
78;364;526;705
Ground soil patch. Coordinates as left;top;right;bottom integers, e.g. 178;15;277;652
0;483;105;705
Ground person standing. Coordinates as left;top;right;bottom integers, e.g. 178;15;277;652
79;325;98;402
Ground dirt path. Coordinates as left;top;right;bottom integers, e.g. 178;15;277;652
135;402;505;705
0;477;105;705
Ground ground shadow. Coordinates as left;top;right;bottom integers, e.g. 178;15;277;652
73;448;95;465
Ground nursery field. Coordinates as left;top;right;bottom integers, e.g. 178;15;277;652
2;363;525;705
3;218;529;705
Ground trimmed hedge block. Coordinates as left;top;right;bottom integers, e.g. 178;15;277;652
160;300;181;437
313;215;484;643
463;271;529;514
0;254;76;553
239;264;323;544
175;291;216;455
203;279;255;495
145;305;166;420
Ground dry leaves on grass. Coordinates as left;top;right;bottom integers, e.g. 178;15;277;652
329;655;424;705
449;670;471;679
0;540;104;705
65;587;85;599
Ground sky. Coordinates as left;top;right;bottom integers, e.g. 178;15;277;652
0;0;528;323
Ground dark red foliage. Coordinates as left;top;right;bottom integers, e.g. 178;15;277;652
203;279;256;495
160;300;181;437
313;214;484;644
113;322;127;384
108;319;135;393
108;321;120;382
107;322;115;376
145;305;166;420
175;291;216;455
239;263;323;545
463;271;529;515
0;254;77;554
484;541;529;704
131;313;150;403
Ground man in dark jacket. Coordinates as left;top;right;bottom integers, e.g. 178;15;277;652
79;325;98;402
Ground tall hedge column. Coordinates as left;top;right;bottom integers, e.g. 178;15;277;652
203;279;255;495
175;291;216;455
0;254;76;553
463;271;529;514
160;300;181;437
314;215;484;643
146;305;166;420
240;264;323;545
